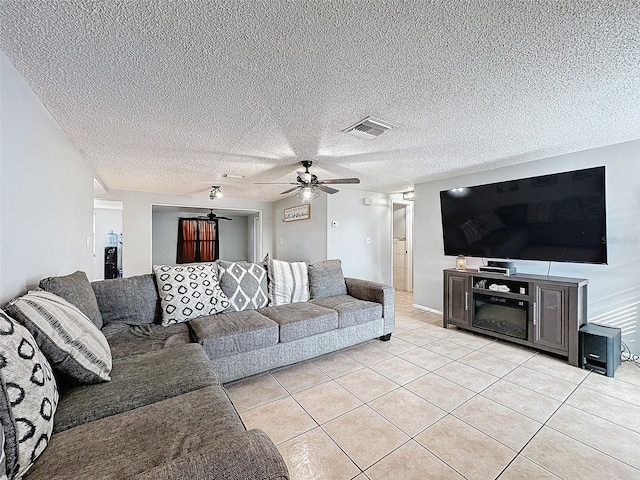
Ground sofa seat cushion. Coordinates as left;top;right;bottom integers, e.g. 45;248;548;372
23;386;245;480
131;429;289;480
189;310;278;359
310;295;383;328
92;274;161;326
53;344;218;433
102;322;191;359
257;303;338;343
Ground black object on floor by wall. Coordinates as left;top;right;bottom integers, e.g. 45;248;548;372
579;323;621;377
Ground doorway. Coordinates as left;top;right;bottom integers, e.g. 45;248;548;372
151;205;262;266
93;199;123;281
392;201;413;292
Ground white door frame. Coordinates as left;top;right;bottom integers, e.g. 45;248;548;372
390;199;414;292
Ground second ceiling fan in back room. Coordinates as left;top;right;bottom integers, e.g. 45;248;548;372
255;161;360;201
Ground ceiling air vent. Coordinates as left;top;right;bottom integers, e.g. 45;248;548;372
343;116;395;139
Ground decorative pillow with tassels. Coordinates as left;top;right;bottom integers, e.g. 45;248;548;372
4;290;112;384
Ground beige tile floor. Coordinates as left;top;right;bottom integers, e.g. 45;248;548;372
224;290;640;479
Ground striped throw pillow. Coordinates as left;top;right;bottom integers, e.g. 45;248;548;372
5;290;112;384
267;259;310;306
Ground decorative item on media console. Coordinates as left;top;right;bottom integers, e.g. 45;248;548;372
456;255;466;270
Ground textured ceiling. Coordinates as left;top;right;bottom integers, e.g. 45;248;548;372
1;1;639;201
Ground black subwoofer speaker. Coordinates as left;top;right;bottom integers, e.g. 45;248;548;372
579;324;621;377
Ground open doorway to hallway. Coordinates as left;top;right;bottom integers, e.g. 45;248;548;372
392;200;413;292
93;199;123;281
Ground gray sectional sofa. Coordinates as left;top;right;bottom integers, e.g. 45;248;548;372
1;259;394;479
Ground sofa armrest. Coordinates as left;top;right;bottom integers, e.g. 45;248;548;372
345;278;395;335
131;429;289;480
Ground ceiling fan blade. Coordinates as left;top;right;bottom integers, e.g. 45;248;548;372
217;217;233;221
254;182;298;185
319;178;360;184
280;186;300;194
316;185;339;194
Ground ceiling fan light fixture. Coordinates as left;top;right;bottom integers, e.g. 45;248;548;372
209;185;223;200
296;186;319;202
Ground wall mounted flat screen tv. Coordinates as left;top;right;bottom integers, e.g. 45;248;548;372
440;166;607;264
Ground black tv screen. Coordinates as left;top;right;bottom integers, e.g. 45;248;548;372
440;166;607;264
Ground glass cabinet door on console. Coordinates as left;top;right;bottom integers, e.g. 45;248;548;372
444;272;470;327
532;283;569;353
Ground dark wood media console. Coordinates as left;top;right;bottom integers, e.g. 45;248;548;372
443;269;588;366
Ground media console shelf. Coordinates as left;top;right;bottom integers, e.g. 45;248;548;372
443;269;588;366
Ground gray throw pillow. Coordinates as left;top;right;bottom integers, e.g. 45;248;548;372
216;261;268;312
39;271;103;329
92;274;161;326
308;259;348;299
0;309;59;479
4;291;112;384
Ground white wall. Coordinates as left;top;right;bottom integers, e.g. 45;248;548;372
151;208;251;265
273;194;327;263
101;189;274;277
327;189;392;284
413;140;640;353
272;189;392;284
0;54;95;303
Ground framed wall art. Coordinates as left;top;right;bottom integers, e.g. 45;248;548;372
283;204;311;222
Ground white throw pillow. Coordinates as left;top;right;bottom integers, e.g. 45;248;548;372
0;309;59;479
153;263;230;325
267;259;310;306
4;290;112;384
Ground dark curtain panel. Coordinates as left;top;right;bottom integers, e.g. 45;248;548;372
177;218;218;263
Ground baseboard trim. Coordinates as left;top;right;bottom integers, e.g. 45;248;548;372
412;303;443;315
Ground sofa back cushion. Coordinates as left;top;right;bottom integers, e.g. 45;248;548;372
39;271;103;329
153;263;230;326
0;309;58;480
216;261;268;312
4;291;112;384
267;259;310;306
308;259;348;299
92;274;161;326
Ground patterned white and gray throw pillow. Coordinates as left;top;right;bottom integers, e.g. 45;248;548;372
217;261;268;312
4;290;112;384
267;258;310;306
0;309;59;480
153;263;230;326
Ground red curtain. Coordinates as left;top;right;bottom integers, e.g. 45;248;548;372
177;219;218;263
199;221;216;262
